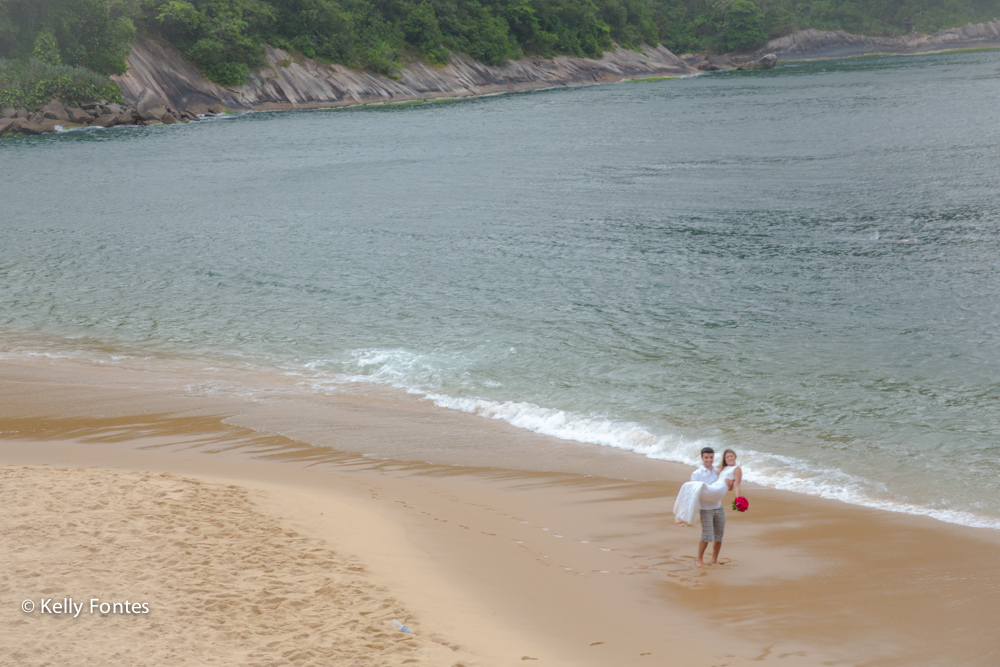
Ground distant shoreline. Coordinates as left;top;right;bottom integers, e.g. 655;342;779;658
107;20;1000;116
112;34;697;115
782;45;1000;62
750;20;1000;61
5;22;997;134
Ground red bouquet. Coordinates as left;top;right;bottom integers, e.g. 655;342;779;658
731;496;749;512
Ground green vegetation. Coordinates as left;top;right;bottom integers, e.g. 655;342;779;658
1;0;999;97
141;0;1000;81
0;0;139;74
0;0;137;110
0;58;124;109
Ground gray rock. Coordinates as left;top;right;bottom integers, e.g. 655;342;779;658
0;107;15;119
105;103;123;115
15;119;64;135
756;21;1000;60
738;53;777;70
15;109;29;119
90;114;119;127
136;88;168;121
0;118;15;137
41;100;70;121
160;113;179;124
680;52;735;71
66;107;92;124
29;111;45;124
207;105;225;115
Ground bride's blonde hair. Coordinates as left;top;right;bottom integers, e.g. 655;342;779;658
717;449;737;473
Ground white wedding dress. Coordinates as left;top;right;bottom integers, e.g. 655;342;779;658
673;466;737;526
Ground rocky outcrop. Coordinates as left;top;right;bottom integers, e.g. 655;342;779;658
136;87;169;120
111;34;246;111
679;52;777;71
66;106;92;124
41;100;71;121
681;20;1000;70
14;119;81;134
680;53;731;71
112;33;696;111
737;53;777;69
754;20;1000;60
0;94;219;136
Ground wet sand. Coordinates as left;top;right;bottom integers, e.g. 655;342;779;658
1;357;998;666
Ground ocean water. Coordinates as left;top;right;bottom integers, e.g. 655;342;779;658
2;51;1000;528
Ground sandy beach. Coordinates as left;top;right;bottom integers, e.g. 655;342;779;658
2;357;999;666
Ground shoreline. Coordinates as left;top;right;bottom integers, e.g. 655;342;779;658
7;25;1000;136
2;345;995;532
750;21;1000;61
108;21;1000;114
111;35;697;114
2;357;1000;665
5;21;1000;133
779;44;1000;61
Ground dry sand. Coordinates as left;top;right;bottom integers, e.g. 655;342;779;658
0;465;468;666
1;357;999;666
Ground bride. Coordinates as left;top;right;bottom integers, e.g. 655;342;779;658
674;449;742;526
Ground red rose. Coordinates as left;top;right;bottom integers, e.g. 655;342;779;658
732;496;749;512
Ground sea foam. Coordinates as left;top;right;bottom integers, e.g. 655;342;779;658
293;347;1000;531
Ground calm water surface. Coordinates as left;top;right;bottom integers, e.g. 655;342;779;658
2;51;1000;527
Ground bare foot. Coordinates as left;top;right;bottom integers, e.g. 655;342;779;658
695;559;704;568
709;559;718;565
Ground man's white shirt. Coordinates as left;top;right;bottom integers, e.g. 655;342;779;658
691;466;721;510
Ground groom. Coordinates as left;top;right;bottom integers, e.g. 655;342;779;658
692;446;733;567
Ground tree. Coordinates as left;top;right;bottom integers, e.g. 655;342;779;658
401;2;448;63
32;29;61;64
0;0;139;74
719;0;764;51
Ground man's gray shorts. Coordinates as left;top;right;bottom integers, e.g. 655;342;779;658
700;508;726;543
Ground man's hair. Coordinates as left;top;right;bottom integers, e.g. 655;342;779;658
700;447;714;456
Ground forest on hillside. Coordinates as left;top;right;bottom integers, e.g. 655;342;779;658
1;0;998;97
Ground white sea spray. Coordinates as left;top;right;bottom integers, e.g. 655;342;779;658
293;348;1000;531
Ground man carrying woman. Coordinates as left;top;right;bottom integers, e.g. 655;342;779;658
673;446;743;567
